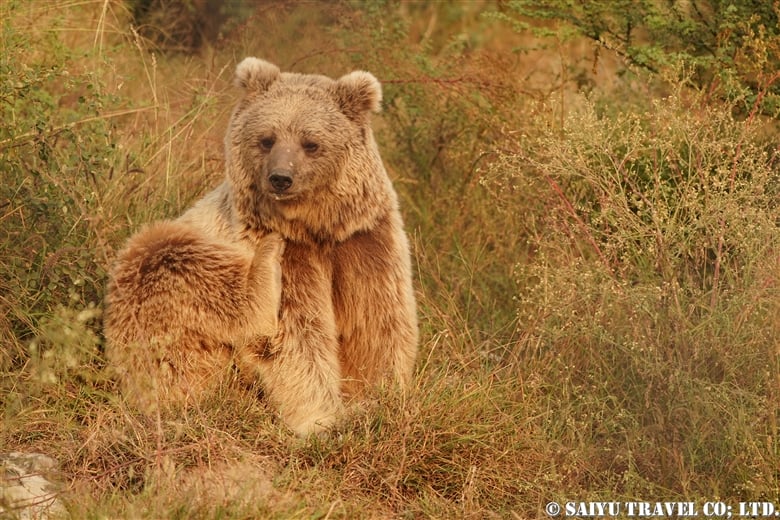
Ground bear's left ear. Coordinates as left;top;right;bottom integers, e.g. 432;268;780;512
330;70;382;122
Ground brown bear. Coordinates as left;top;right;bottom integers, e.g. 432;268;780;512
104;57;419;435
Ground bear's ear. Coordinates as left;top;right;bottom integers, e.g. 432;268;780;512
234;57;281;93
330;70;382;122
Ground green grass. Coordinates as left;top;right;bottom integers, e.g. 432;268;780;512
1;1;778;518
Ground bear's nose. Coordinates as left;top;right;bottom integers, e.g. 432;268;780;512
269;170;293;193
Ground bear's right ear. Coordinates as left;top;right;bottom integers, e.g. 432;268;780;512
330;70;382;123
234;57;281;93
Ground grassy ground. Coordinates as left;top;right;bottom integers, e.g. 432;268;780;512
1;1;778;518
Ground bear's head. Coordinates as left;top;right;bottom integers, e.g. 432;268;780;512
225;57;396;243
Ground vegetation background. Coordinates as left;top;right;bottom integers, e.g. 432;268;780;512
1;0;778;517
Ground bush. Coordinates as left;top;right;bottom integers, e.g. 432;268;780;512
130;0;252;52
497;0;780;117
483;87;779;496
0;6;119;371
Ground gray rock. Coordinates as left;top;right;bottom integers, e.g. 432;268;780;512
0;452;67;519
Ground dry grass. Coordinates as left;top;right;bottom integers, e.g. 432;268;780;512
1;1;778;518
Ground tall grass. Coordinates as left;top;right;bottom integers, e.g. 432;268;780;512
1;1;778;518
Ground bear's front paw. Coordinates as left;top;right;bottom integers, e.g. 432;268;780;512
286;408;339;437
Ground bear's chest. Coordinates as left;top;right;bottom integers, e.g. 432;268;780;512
277;232;390;325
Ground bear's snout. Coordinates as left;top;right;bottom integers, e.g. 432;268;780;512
269;170;293;193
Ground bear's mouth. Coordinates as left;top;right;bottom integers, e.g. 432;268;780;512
270;191;298;202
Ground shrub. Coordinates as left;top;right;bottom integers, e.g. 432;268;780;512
483;87;779;496
496;0;780;117
0;6;120;371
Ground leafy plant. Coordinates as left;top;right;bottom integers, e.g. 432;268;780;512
0;5;120;371
495;0;780;116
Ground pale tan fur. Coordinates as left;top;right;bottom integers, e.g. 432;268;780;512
104;58;418;435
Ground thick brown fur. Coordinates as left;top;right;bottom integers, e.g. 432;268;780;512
104;58;418;435
104;220;283;412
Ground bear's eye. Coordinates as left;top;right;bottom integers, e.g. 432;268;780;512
259;137;275;150
302;141;319;154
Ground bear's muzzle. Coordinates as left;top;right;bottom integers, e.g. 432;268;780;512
269;169;293;193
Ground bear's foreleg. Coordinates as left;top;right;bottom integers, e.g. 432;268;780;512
252;242;343;436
